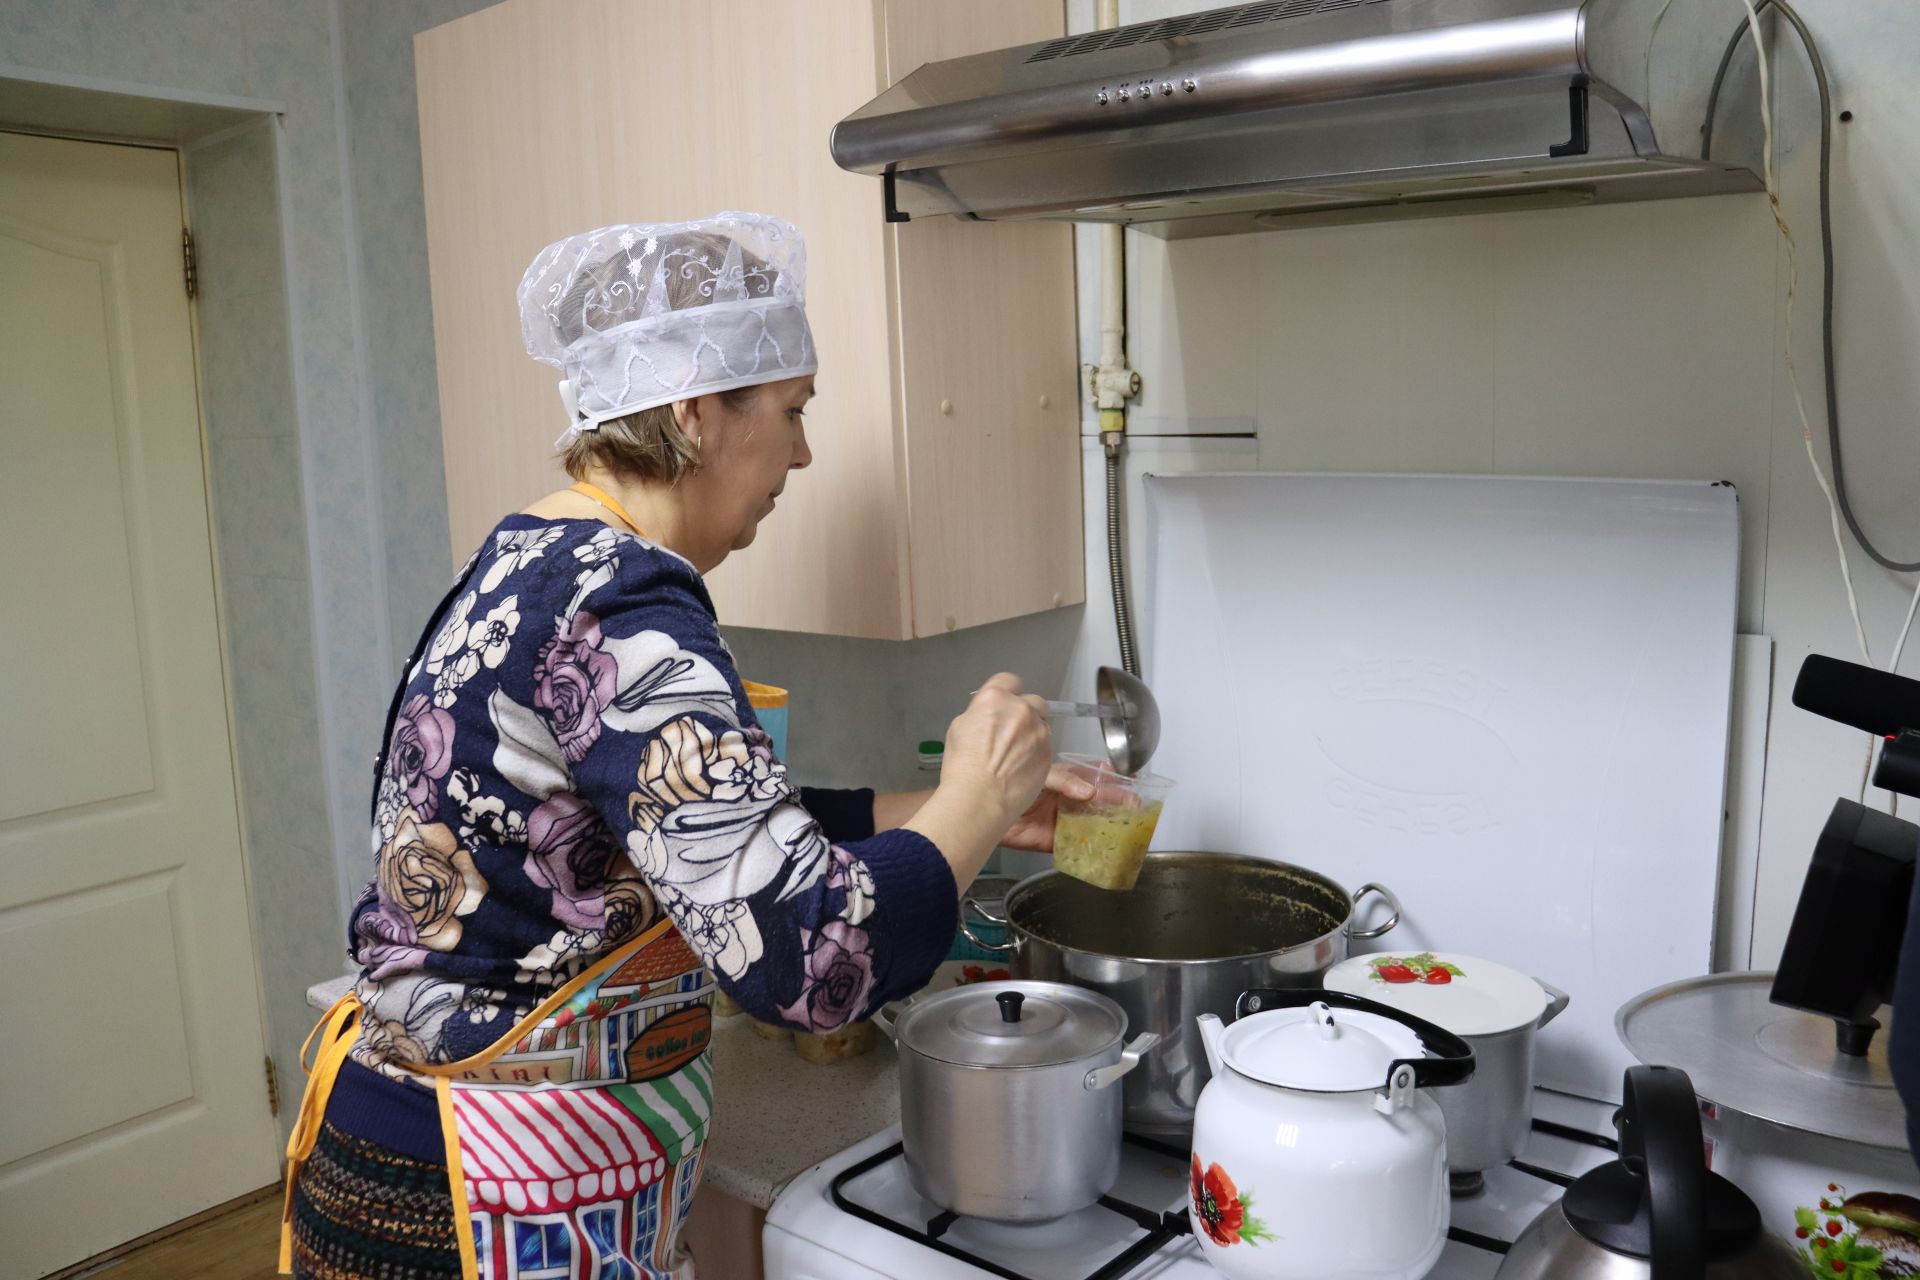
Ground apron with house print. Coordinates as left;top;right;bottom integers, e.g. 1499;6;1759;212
287;919;715;1280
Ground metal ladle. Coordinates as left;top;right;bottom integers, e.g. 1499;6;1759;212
1044;666;1161;776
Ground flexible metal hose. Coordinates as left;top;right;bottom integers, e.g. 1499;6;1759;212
1703;0;1917;572
1105;433;1140;676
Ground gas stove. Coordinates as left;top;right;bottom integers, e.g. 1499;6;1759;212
763;1090;1620;1280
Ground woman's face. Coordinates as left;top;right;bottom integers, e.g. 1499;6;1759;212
679;375;815;565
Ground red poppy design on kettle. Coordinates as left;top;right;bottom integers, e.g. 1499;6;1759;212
1191;1155;1274;1247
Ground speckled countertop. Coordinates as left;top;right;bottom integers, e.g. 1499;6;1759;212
305;963;977;1210
700;1009;904;1208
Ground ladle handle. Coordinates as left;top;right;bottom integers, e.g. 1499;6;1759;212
1045;700;1119;718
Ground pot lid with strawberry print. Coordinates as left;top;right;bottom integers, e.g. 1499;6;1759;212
1325;951;1551;1037
1218;1000;1428;1093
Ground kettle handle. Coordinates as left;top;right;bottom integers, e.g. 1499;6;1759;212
1234;988;1475;1089
1621;1065;1707;1280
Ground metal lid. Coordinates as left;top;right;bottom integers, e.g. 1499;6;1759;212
1616;971;1905;1150
892;980;1127;1069
1325;951;1549;1037
1221;1000;1425;1093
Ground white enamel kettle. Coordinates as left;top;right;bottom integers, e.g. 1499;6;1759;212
1189;989;1476;1280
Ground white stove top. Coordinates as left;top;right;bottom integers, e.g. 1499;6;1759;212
763;1091;1619;1280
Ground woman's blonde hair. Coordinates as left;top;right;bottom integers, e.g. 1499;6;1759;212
553;231;771;484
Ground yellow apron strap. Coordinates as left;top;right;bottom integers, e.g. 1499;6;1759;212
435;1076;481;1280
278;993;362;1274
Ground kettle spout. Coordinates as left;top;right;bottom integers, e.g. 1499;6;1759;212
1197;1013;1226;1077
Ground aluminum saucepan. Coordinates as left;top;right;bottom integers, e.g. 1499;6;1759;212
961;851;1400;1136
874;980;1159;1221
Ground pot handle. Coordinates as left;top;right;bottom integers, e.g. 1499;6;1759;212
1084;1032;1162;1091
1536;979;1571;1029
958;887;1017;956
871;1002;903;1041
1234;989;1474;1090
1343;883;1403;940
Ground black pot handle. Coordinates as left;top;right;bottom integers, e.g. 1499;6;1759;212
1234;988;1476;1089
1621;1065;1707;1280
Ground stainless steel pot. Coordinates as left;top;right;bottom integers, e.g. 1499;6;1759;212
875;980;1159;1221
1438;983;1569;1194
961;851;1400;1136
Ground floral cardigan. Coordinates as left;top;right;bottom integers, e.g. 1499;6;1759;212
347;515;957;1074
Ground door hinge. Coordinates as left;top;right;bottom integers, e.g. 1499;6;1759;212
182;228;198;300
264;1055;280;1117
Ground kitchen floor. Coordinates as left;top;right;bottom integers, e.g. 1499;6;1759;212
66;1191;280;1280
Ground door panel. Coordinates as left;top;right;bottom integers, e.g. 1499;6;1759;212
0;222;155;822
0;130;279;1278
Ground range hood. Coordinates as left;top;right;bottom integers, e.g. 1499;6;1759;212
831;0;1765;238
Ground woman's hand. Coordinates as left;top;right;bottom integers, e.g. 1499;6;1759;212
1000;763;1097;853
939;673;1055;828
903;673;1055;888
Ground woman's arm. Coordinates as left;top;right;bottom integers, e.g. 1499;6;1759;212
545;556;1046;1035
873;789;933;832
879;766;1096;850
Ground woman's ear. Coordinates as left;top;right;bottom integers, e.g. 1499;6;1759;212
672;397;709;453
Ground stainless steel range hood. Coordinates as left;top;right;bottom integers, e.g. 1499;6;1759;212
831;0;1765;238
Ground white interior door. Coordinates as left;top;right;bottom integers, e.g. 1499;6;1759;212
0;130;280;1277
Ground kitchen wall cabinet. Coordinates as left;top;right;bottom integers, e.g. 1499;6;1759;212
415;0;1082;639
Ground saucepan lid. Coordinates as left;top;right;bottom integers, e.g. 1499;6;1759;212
891;980;1126;1069
1325;951;1557;1037
1616;971;1904;1149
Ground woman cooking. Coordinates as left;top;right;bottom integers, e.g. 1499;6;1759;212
282;213;1083;1279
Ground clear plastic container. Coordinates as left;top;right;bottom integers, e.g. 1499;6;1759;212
1051;754;1175;892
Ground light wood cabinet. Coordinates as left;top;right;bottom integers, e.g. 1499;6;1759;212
416;0;1082;639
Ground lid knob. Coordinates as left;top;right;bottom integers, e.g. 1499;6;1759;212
1312;1001;1339;1040
996;990;1025;1024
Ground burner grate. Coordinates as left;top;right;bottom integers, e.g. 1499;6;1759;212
1444;1115;1620;1257
828;1135;1190;1280
825;1119;1618;1275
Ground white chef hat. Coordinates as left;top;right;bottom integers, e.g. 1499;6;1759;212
518;212;817;446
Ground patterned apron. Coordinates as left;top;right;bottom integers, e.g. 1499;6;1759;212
283;484;739;1279
282;919;715;1279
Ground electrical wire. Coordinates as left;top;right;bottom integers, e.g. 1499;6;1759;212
1711;0;1874;672
1702;0;1908;804
1704;0;1920;575
1644;0;1678;112
1883;574;1920;815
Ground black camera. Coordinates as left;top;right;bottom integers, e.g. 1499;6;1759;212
1776;655;1920;1057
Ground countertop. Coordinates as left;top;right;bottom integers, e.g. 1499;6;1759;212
304;965;976;1210
700;1008;903;1208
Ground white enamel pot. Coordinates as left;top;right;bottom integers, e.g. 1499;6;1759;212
1188;989;1475;1280
1324;951;1570;1194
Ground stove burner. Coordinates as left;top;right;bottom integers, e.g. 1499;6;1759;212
1442;1117;1620;1256
828;1133;1191;1280
1450;1170;1488;1198
826;1120;1619;1277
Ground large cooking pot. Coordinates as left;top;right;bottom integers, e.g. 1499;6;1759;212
874;980;1159;1221
961;851;1400;1135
